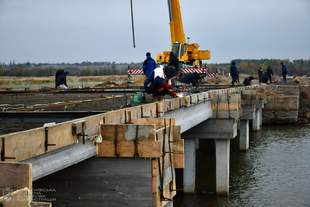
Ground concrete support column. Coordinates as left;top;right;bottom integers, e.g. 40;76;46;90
239;120;249;151
184;139;196;193
252;108;262;131
215;139;230;195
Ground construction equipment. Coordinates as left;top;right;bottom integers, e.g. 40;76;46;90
156;0;211;66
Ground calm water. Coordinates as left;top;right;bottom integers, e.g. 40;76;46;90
175;125;310;207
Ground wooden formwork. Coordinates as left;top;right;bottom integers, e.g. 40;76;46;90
0;162;52;207
96;118;183;207
0;188;52;207
209;91;241;119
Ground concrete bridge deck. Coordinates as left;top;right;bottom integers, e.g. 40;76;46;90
0;84;301;206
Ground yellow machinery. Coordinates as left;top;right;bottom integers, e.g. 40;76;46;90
156;0;211;66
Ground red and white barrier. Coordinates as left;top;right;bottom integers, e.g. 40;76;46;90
128;67;217;78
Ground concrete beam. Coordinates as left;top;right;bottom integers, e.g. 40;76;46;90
164;101;213;133
22;142;96;181
183;139;196;193
215;139;230;195
182;118;238;139
239;120;249;151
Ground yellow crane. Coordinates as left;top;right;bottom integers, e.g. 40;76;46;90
156;0;211;66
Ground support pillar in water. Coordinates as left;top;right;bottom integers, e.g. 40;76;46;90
239;119;249;151
252;108;262;131
215;139;230;195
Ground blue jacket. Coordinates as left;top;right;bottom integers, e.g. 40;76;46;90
230;65;238;78
282;65;288;75
143;57;156;78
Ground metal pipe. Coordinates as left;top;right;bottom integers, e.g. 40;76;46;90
130;0;136;48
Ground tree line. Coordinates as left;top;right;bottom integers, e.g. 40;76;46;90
207;59;310;76
0;59;309;77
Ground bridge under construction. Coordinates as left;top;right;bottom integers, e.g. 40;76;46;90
0;84;303;207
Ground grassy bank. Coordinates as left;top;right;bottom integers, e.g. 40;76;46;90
0;75;145;89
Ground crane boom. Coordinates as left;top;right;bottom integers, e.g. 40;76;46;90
157;0;211;66
168;0;186;44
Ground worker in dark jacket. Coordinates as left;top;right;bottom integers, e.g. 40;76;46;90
55;69;69;88
281;62;288;83
230;61;239;86
266;66;273;84
143;52;157;89
243;76;254;86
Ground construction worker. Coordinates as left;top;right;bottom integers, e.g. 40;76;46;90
243;76;254;86
230;61;239;86
55;69;69;89
266;66;273;84
143;52;157;89
258;66;263;84
281;62;288;83
144;64;178;98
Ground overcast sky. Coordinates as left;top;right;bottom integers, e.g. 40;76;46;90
0;0;309;63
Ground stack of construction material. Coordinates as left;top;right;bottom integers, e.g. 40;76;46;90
96;118;184;207
262;85;300;123
209;91;241;119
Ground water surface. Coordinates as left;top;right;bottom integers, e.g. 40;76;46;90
176;125;310;207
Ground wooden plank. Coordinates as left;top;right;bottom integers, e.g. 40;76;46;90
2;128;45;161
47;123;76;151
170;98;181;110
163;98;180;112
84;114;104;138
173;126;184;169
190;94;198;104
129;118;176;126
125;105;142;123
141;103;157;118
98;124;162;158
103;110;126;124
156;101;165;117
0;188;31;207
179;96;190;107
96;140;115;157
0;162;32;197
211;93;241;119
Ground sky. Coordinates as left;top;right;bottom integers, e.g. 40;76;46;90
0;0;309;64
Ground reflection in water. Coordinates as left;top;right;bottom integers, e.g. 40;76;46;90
175;125;310;207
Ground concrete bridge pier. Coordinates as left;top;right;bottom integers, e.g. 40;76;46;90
252;101;264;131
183;138;197;193
182;118;238;195
215;139;230;194
239;119;249;151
